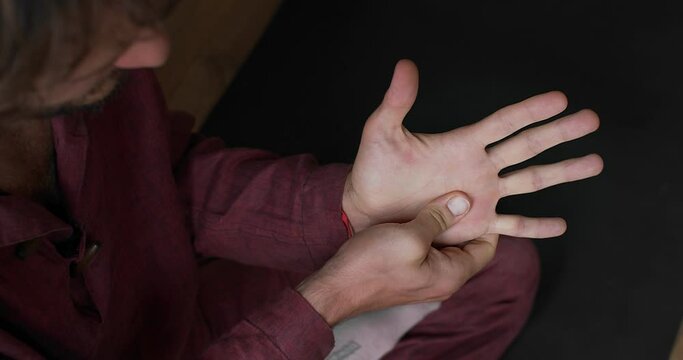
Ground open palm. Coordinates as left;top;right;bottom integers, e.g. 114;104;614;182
343;60;603;243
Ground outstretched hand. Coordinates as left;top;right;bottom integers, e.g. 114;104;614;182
343;60;603;243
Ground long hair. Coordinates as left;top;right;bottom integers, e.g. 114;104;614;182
0;0;175;114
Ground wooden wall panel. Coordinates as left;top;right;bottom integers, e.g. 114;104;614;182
672;321;683;360
156;0;282;130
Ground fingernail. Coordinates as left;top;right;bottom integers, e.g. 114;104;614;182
447;197;470;216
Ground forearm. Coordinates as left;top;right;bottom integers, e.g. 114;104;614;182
175;135;352;272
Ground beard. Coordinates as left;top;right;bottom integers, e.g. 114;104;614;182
74;72;121;106
45;70;125;117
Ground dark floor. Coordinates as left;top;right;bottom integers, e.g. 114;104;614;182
204;0;683;358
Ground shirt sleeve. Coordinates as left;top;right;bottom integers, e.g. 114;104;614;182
0;286;334;360
173;123;352;273
202;287;335;359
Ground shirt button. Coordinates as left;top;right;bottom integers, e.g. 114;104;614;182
70;242;101;277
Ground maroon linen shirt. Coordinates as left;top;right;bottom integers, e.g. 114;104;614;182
0;70;351;359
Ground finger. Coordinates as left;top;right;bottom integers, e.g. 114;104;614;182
365;59;419;135
499;154;604;197
491;215;567;238
407;191;471;244
469;91;568;145
488;109;600;170
440;233;499;279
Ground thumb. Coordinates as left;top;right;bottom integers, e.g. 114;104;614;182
366;59;420;134
406;191;471;243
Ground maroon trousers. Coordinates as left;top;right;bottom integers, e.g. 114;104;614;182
196;236;540;360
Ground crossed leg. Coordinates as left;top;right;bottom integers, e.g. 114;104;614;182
195;236;539;360
383;236;540;359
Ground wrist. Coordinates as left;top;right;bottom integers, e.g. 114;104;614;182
297;272;355;326
342;177;374;232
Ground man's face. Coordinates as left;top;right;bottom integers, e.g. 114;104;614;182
32;10;171;116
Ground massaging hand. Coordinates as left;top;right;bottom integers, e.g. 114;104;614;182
343;60;603;242
299;192;493;325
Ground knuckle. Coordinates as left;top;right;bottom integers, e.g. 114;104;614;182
432;279;458;298
530;168;545;190
441;264;469;294
501;114;517;134
523;131;544;155
515;218;527;235
491;109;516;134
425;207;450;232
558;119;573;141
452;255;476;280
521;100;537;119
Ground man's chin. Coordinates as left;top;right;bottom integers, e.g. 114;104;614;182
49;73;124;116
82;77;121;104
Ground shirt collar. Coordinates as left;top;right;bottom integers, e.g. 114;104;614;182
0;110;88;248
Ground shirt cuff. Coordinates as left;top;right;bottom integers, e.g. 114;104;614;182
247;287;335;359
301;163;352;268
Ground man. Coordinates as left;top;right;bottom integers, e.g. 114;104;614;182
0;1;603;359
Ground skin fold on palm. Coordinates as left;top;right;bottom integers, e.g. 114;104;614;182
343;59;604;244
